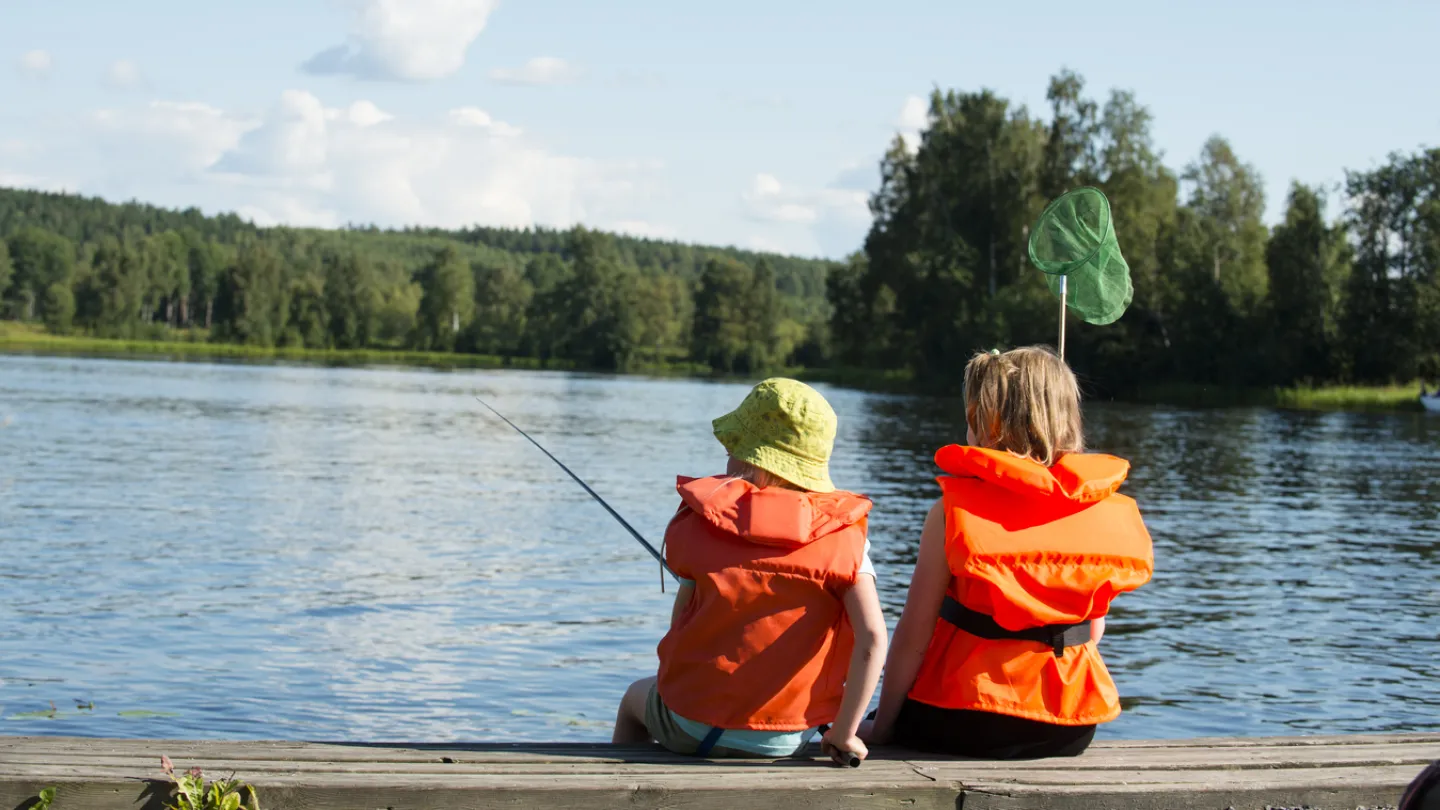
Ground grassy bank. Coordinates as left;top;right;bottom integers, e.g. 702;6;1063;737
0;321;550;372
3;322;1428;412
792;365;919;394
0;321;715;376
1132;382;1427;412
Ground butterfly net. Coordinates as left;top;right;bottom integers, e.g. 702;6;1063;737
1027;186;1132;325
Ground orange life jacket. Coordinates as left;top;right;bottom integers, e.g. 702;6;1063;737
908;445;1154;726
656;475;871;731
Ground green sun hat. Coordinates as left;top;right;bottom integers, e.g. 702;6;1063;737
712;378;837;493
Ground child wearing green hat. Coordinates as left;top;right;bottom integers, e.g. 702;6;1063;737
612;378;888;766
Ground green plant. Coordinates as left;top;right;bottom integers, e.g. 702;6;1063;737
30;786;56;810
159;756;260;810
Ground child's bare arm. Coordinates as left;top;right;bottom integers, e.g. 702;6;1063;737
865;499;948;743
822;573;887;763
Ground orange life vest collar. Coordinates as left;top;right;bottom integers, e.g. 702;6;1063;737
934;443;1130;505
674;475;872;550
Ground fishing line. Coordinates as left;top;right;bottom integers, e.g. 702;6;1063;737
474;396;679;585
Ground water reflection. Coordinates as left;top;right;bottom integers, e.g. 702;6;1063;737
0;355;1436;742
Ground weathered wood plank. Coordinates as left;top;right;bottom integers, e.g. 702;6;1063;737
0;780;958;810
0;741;1432;773
0;734;1433;810
3;733;1434;764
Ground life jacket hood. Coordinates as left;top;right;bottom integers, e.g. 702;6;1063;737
934;444;1130;505
675;475;872;550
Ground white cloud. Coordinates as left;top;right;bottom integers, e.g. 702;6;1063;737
338;100;393;128
489;57;579;86
448;107;522;138
105;59;143;90
214;91;331;182
896;95;929;154
741;172;871;256
235;199;342;230
92;101;258;172
609;220;677;240
76;89;659;232
897;95;929;130
0;171;67;191
303;0;497;82
5;90;671;253
745;235;789;254
18;50;52;80
744;173;866;227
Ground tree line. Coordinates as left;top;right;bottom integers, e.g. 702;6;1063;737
1;69;1436;390
0;191;829;373
831;71;1438;392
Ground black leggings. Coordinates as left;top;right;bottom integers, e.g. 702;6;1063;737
891;699;1096;759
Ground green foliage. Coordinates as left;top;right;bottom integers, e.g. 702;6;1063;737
79;237;147;336
0;187;827;372
1342;148;1440;383
1265;184;1351;384
414;245;475;352
465;260;531;355
214;242;288;347
850;87;1046;381
42;282;74;334
2;91;1435;392
29;786;56;810
146;230;190;328
160;755;260;810
832;70;1437;394
537;227;645;370
284;276;328;349
691;256;788;373
5;226;75;320
184;231;229;330
0;239;12;302
323;252;382;349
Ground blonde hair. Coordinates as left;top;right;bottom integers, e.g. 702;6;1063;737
963;346;1083;467
727;458;806;491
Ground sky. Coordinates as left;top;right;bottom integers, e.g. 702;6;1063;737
1;0;1437;259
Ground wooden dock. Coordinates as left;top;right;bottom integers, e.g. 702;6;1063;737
2;733;1435;809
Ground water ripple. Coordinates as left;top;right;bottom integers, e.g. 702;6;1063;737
1;355;1436;742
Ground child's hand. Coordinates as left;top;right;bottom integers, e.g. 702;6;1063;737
857;718;891;745
821;728;867;766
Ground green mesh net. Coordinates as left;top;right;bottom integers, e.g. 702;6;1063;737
1027;186;1132;326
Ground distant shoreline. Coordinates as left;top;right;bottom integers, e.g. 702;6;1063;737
1;322;1426;413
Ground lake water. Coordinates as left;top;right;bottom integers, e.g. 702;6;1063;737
2;354;1437;743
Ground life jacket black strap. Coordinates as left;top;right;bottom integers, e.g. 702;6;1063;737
940;595;1091;657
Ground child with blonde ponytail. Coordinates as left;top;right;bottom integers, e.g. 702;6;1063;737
863;346;1154;759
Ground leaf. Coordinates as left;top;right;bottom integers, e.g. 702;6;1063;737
220;793;241;810
33;786;56;810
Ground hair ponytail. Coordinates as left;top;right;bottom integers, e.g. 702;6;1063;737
963;346;1083;466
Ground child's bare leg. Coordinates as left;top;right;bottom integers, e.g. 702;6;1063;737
612;676;656;744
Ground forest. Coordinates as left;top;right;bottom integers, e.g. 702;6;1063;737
1;70;1437;394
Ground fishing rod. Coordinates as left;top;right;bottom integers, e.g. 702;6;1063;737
474;396;679;584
